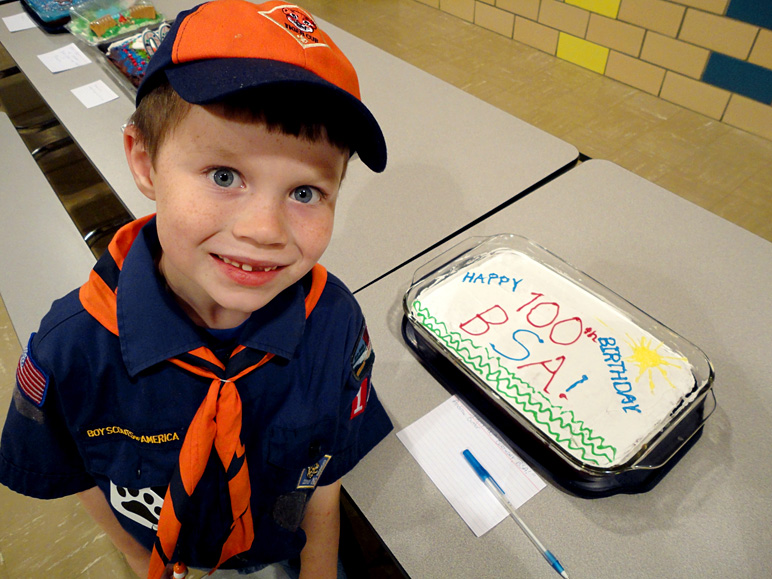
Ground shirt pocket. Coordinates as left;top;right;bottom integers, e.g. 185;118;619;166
266;418;335;486
264;418;335;532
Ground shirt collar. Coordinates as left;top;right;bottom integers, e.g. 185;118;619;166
116;218;307;377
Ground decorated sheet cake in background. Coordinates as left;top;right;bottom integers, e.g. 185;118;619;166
404;235;714;495
100;22;169;90
20;0;84;32
68;0;163;45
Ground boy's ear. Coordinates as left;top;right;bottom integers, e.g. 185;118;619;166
123;123;156;201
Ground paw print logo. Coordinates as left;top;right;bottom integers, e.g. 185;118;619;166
110;481;166;530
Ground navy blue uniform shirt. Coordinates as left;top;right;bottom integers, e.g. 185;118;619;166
0;218;392;569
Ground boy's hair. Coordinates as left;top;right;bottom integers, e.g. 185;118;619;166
130;80;355;165
134;0;386;172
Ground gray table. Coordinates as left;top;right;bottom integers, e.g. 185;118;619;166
0;0;578;291
0;112;95;340
345;160;772;578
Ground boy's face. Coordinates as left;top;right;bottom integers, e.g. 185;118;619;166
124;103;347;329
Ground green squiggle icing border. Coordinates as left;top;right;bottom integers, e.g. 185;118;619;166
412;300;617;466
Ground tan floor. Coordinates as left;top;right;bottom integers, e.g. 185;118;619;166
1;0;771;577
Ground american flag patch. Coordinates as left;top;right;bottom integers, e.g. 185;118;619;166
16;342;49;408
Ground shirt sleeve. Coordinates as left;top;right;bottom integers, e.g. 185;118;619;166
0;333;95;499
319;300;393;485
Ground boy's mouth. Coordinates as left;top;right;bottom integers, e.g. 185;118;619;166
215;254;279;272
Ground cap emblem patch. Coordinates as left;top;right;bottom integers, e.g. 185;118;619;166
260;4;327;48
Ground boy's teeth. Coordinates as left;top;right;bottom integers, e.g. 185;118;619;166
219;255;277;272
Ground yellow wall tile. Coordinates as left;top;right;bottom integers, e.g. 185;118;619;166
586;13;644;56
556;32;609;74
514;15;559;54
565;0;621;19
477;0;494;5
673;0;729;14
415;0;441;7
440;0;475;22
497;0;539;20
679;8;758;60
539;0;590;38
723;94;772;141
749;29;772;71
660;71;730;119
475;2;514;36
618;0;685;38
605;50;665;94
641;31;710;79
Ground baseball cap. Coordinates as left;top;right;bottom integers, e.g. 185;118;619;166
137;0;387;172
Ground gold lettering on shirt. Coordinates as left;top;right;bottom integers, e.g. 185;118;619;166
85;426;180;444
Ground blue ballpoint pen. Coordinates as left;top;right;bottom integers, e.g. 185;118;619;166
463;449;570;579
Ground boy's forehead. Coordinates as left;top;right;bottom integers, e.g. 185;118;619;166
164;104;349;169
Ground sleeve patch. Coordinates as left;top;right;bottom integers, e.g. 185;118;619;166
350;377;369;419
351;323;374;381
16;337;50;408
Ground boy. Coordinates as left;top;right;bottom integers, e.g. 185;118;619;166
0;1;392;577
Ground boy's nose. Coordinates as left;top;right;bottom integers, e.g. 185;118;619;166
231;196;288;246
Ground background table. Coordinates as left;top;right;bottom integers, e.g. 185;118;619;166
0;112;95;340
345;160;772;578
0;0;578;291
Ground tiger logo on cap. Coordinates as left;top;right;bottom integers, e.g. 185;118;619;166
282;7;316;34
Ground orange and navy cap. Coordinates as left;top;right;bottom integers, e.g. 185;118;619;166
137;0;387;172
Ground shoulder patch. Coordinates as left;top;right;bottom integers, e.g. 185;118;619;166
351;322;374;381
351;377;370;419
16;336;50;408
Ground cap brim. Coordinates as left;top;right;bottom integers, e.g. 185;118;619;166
150;58;387;173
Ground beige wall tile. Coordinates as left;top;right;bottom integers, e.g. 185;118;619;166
475;2;515;36
477;0;494;5
618;0;685;38
674;0;729;14
538;0;590;37
723;94;772;141
660;71;730;119
679;8;758;59
497;0;539;20
586;13;645;56
749;28;772;71
641;31;710;79
606;50;666;94
415;0;441;8
440;0;475;21
514;15;560;54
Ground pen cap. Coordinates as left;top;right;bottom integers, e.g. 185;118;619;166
463;449;490;480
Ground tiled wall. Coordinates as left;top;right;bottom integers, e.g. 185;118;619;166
417;0;772;141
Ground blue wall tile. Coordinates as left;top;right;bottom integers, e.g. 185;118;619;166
726;0;772;30
703;53;772;104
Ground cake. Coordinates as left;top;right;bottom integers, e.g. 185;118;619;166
68;0;163;44
407;241;701;469
104;22;169;87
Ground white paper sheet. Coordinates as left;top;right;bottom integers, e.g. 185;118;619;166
71;80;119;108
3;12;36;32
37;43;92;73
397;396;545;537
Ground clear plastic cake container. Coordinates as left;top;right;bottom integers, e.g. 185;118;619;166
403;234;715;497
67;0;164;45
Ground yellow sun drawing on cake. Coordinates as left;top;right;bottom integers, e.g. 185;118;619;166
625;335;688;392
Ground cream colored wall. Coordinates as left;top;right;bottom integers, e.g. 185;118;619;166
418;0;772;141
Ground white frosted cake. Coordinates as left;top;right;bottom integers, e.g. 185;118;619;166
409;246;700;469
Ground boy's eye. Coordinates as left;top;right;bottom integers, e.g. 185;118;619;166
207;168;242;188
291;185;322;204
